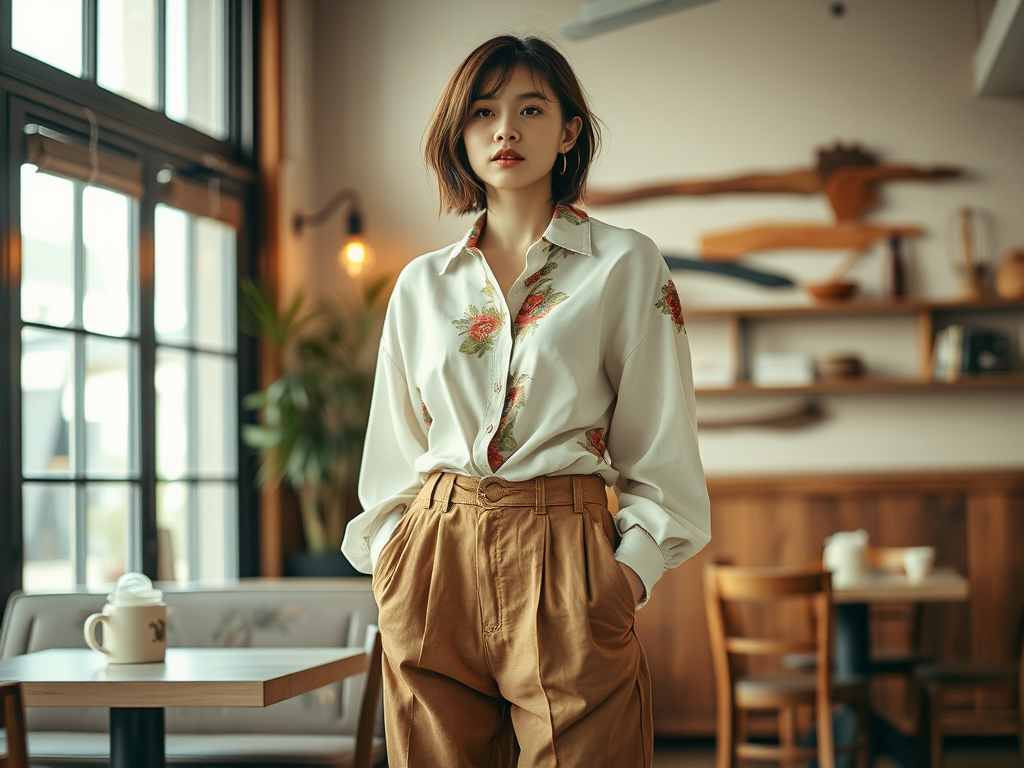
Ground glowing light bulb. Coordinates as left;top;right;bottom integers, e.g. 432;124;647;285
340;237;373;277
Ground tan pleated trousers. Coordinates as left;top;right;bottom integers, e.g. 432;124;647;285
372;471;653;768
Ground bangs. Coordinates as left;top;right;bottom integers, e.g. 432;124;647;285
470;56;549;104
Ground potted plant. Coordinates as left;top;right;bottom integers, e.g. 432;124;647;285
240;277;388;576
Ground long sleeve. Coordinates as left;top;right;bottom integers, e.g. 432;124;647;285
341;343;428;573
606;282;711;608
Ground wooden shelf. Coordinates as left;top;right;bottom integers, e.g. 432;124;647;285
696;372;1024;396
686;297;1024;321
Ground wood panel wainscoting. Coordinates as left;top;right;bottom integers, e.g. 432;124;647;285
633;470;1024;736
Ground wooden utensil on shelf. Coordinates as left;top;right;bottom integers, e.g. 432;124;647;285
700;222;922;260
954;206;989;300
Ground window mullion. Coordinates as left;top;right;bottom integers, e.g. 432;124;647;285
156;0;167;113
73;180;87;585
83;0;98;83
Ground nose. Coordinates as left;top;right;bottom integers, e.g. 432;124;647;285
494;117;519;143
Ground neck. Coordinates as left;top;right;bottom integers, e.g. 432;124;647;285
479;176;555;256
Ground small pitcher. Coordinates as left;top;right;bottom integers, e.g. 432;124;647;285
823;529;869;586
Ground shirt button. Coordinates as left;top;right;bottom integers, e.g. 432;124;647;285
485;425;494;434
493;383;501;393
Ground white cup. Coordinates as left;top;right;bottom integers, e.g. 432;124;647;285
84;573;166;664
902;547;936;582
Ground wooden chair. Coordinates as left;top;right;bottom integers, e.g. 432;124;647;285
914;630;1022;768
353;624;385;768
0;682;29;768
705;562;871;768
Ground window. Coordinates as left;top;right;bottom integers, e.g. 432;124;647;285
20;165;142;588
11;0;228;138
1;0;258;603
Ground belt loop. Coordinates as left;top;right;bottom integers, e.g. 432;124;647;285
534;476;547;515
424;472;441;510
436;472;456;514
571;475;584;514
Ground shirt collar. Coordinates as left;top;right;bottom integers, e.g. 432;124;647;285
438;204;592;276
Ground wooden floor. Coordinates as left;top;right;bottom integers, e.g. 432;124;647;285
652;737;1022;767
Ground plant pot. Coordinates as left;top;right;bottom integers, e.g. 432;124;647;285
285;551;368;578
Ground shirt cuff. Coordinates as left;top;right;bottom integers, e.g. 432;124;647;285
368;508;406;572
614;525;665;610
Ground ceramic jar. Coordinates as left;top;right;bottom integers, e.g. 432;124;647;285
994;248;1024;300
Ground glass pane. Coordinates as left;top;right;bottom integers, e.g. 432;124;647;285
157;482;190;582
195;216;236;351
21;165;76;328
12;0;83;77
154;204;190;344
97;0;159;108
22;327;75;477
23;482;75;590
86;483;131;585
156;347;190;479
83;185;134;336
197;482;236;582
165;0;227;139
196;354;236;477
85;337;136;476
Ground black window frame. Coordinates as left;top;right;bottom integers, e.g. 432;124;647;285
0;0;261;614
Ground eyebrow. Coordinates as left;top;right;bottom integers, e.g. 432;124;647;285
473;90;551;103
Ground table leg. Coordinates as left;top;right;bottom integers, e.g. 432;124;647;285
110;707;165;768
835;603;870;678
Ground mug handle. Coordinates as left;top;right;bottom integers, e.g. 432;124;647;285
84;613;110;655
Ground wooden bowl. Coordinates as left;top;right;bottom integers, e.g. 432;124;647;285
806;281;858;302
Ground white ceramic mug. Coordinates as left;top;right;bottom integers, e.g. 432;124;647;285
84;572;167;664
902;546;936;582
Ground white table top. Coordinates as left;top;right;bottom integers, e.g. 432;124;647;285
832;566;969;604
0;647;367;708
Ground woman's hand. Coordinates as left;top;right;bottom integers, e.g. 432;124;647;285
618;563;645;608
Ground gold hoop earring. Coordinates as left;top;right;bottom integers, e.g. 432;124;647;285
560;152;567;175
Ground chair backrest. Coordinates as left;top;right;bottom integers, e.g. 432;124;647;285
0;682;29;768
704;563;836;759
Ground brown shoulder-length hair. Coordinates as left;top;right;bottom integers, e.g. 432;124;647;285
424;35;601;216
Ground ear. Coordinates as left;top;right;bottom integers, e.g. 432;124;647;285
560;116;583;153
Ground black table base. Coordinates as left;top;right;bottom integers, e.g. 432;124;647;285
111;707;165;768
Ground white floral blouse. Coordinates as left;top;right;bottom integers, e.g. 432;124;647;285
341;205;711;606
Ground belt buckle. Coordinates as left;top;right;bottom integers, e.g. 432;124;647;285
478;477;509;504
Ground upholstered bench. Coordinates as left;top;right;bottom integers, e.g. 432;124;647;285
0;579;384;767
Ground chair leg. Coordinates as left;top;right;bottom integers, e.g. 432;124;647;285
714;703;735;768
856;692;872;768
928;684;944;768
780;705;797;768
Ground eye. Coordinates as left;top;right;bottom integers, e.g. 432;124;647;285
473;107;493;118
522;106;541;116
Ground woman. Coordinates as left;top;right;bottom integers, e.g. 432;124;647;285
341;34;710;768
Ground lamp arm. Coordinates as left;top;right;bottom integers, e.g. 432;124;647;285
293;188;361;234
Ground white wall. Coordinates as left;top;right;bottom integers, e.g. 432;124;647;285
285;0;1024;477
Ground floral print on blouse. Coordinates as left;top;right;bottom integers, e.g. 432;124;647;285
416;388;432;431
343;204;710;609
655;279;686;334
487;371;530;471
577;427;608;465
453;281;505;357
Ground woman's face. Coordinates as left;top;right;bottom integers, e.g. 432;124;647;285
462;65;582;201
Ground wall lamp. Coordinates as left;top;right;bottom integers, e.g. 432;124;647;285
293;188;373;278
